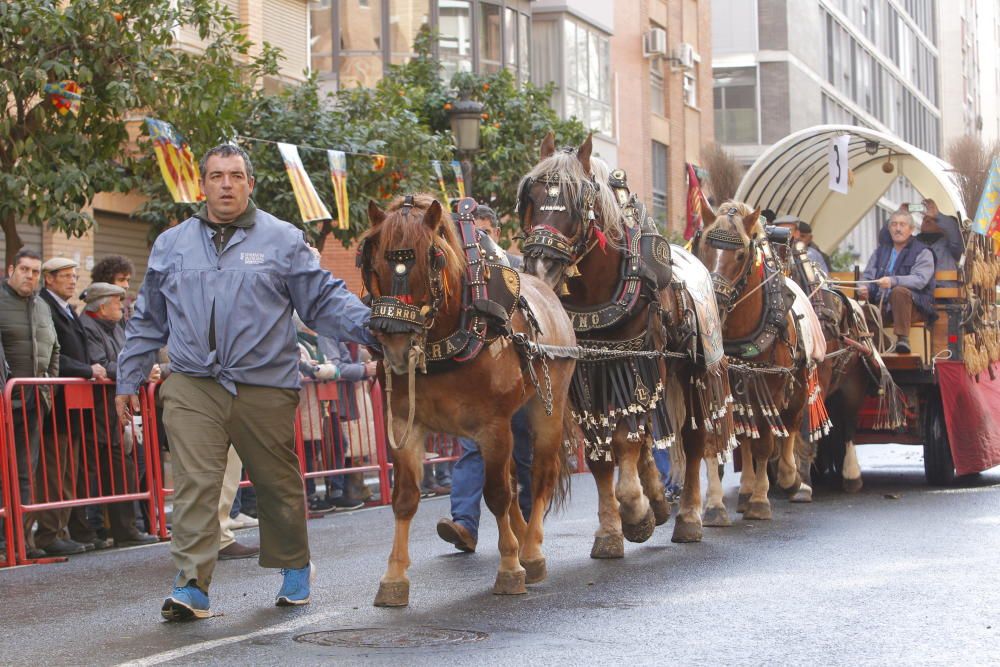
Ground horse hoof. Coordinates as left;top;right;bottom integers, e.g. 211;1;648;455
789;486;813;503
521;557;547;584
373;580;409;607
651;498;671;526
743;501;772;521
843;477;863;493
702;506;732;527
736;493;751;513
778;478;802;496
621;510;656;543
590;535;625;559
493;569;527;595
671;518;703;543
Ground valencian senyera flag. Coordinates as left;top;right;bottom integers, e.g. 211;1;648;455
431;160;448;201
278;143;331;223
144;118;203;203
327;150;350;230
450;160;465;199
43;80;82;116
972;156;1000;251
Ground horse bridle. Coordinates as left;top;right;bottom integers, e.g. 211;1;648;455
356;195;448;336
518;166;600;266
691;207;761;313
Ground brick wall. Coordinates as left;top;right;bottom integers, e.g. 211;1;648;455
321;238;364;296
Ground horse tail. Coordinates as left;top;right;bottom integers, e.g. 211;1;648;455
547;412;579;516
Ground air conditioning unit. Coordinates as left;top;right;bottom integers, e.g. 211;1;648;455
674;42;695;70
643;28;667;58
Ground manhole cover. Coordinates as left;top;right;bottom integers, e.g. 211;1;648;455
294;627;488;649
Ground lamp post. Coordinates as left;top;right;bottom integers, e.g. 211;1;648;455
447;96;483;198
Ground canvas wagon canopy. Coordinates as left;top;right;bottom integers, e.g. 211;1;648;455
735;124;965;251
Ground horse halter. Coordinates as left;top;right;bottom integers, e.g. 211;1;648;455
519;168;600;265
695;207;760;312
356;195;448;336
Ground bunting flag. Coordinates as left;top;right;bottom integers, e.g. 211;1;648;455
684;162;704;240
278;142;331;223
43;80;82;116
327;150;350;230
145;118;203;203
431;160;448;201
972;157;1000;251
450;160;465;199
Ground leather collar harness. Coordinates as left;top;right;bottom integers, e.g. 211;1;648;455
691;208;794;359
357;196;520;371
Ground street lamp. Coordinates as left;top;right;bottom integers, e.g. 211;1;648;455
447;96;483;197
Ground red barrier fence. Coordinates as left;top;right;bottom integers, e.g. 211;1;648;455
0;376;525;568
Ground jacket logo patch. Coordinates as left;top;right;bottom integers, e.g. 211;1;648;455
241;251;266;265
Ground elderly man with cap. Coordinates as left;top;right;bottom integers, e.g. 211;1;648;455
29;258;110;556
796;222;831;274
79;282;160;549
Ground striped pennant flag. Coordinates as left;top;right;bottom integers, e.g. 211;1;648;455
145;118;203;203
278;143;331;223
431;160;448;201
972;156;1000;239
450;160;465;199
327;150;350;230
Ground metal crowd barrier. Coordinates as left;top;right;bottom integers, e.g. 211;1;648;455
2;378;159;566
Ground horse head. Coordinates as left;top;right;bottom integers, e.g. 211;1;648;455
359;194;464;375
690;200;762;322
518;133;622;290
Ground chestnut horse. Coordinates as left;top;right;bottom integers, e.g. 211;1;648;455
519;135;733;555
360;194;576;606
692;202;811;522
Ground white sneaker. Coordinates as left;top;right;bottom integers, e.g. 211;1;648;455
227;513;259;530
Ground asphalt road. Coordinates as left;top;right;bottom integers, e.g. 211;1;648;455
2;444;998;666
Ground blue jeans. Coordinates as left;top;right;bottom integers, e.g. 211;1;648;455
652;447;680;494
450;407;533;540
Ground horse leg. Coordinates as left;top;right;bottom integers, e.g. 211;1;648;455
842;440;863;493
736;441;754;513
743;436;773;520
637;439;670;526
588;457;624;558
481;428;525;595
672;422;704;543
374;425;427;607
614;429;655;544
776;408;805;496
518;397;562;584
703;455;731;527
790;431;814;503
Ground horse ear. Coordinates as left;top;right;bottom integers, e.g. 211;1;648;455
577;133;593;173
742;207;761;235
540;131;556;160
424;199;443;230
367;200;386;227
699;191;716;222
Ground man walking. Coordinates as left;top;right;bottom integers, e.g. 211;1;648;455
116;144;375;621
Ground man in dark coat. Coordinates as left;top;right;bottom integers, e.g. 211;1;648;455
34;258;110;555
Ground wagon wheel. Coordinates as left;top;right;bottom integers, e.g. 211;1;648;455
922;389;955;486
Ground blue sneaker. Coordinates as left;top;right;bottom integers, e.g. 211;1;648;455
275;562;316;606
161;578;211;621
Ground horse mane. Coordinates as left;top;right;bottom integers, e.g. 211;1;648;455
708;200;764;241
359;194;465;307
519;149;626;245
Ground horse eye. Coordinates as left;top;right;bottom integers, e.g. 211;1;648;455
735;250;747;261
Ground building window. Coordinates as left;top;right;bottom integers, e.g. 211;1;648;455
479;2;502;73
518;12;530;81
563;18;612;136
683;71;697;107
713;67;757;143
440;0;473;79
390;0;431;65
650;57;664;116
652;141;668;226
335;0;385;89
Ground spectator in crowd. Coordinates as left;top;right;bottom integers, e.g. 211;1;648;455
858;209;936;354
472;203;522;269
0;249;59;559
79;283;159;548
116;143;376;621
436;412;533;553
90;255;135;320
32;258;110;556
917;198;963;283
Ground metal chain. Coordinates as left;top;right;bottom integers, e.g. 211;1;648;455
539;353;555;415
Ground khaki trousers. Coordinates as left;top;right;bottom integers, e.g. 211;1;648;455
883;286;924;337
218;446;242;550
161;374;307;590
